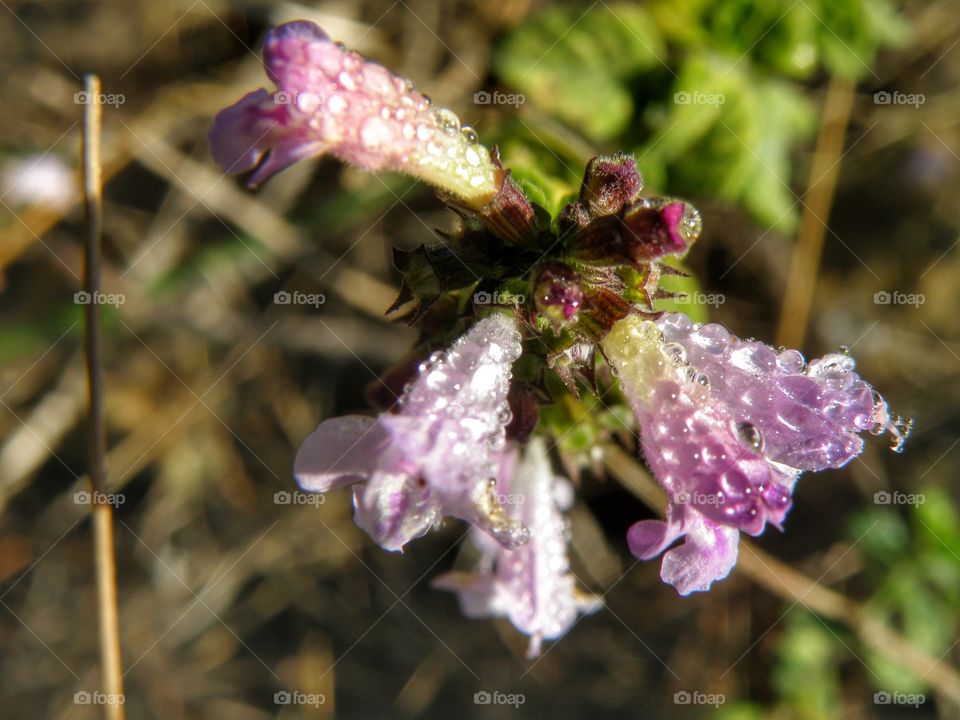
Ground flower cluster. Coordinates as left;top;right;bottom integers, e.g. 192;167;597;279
212;20;911;651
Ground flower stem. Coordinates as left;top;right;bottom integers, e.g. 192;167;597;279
82;73;126;720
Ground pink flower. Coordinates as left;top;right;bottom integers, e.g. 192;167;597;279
293;314;528;551
602;315;907;595
209;21;499;208
434;438;601;657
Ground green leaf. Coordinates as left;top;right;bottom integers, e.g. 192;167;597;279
494;3;665;142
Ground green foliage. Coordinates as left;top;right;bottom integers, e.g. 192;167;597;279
639;55;816;231
771;612;842;719
492;0;906;230
494;3;666;143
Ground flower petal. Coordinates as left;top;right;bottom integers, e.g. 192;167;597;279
293;415;390;492
352;473;440;552
209;20;499;206
659;510;740;596
657;312;907;470
434;438;600;656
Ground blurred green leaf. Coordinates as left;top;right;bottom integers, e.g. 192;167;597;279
638;54;815;232
772;611;841;719
494;3;665;142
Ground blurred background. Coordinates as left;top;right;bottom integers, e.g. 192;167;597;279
1;0;959;717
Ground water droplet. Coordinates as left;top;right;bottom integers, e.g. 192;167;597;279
736;422;764;452
839;345;850;355
460;125;479;144
681;203;702;242
662;342;687;367
338;71;357;91
890;416;914;453
421;93;432;106
403;78;416;92
432;107;461;136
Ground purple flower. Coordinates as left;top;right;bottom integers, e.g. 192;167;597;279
294;313;528;551
209;21;499;207
602;315;909;595
434;438;601;657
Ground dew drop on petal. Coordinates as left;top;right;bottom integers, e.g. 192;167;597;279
736;422;764;452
